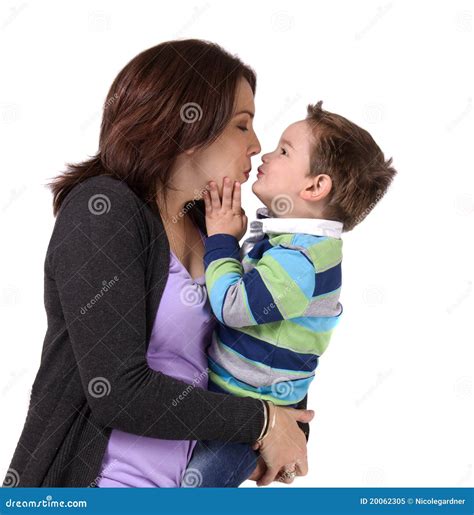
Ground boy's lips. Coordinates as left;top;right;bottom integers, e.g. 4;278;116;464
257;166;265;178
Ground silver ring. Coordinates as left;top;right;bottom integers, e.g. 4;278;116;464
278;469;297;480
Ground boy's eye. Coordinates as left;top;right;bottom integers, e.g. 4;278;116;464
280;147;288;155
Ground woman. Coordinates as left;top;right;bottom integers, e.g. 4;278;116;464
2;39;313;488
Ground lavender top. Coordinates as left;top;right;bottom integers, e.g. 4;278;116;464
97;237;215;487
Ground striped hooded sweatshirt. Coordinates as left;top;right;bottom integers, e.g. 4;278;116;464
204;207;344;406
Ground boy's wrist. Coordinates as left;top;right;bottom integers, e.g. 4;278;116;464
203;234;241;267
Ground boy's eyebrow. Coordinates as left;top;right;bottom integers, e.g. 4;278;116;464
281;138;295;150
233;110;255;118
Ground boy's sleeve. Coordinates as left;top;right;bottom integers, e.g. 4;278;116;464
204;234;315;327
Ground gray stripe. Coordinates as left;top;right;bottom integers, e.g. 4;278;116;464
220;280;255;327
208;332;315;388
305;294;343;317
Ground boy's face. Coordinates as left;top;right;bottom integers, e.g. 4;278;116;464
252;120;314;216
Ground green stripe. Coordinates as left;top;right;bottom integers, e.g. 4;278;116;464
268;234;295;247
278;322;333;354
307;238;343;272
205;257;242;291
258;254;309;318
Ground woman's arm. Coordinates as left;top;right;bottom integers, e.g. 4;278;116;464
47;183;264;443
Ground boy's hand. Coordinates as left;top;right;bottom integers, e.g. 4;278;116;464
203;177;248;240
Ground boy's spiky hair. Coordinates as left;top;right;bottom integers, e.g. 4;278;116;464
306;101;397;232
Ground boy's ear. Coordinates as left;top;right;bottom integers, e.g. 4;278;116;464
299;174;332;202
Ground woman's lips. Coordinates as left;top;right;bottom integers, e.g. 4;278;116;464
243;169;251;180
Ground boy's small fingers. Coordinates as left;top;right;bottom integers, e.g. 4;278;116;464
202;190;211;211
209;182;221;209
232;181;242;213
222;177;232;210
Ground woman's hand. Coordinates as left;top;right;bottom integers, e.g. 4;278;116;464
203;177;248;240
252;403;314;487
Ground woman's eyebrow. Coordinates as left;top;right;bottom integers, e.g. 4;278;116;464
233;110;255;118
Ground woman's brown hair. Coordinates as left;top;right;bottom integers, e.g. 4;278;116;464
49;39;256;215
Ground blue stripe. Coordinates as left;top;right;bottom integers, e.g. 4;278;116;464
313;263;342;296
290;315;341;332
217;324;318;372
247;236;272;259
242;268;284;323
204;234;240;268
208;357;314;403
292;234;327;249
266;247;315;299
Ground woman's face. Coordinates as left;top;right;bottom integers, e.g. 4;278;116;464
190;78;261;195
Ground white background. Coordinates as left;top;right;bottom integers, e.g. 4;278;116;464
0;0;472;488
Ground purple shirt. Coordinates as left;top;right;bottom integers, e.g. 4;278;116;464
97;242;215;487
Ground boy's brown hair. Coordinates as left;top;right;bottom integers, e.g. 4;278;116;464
306;101;396;232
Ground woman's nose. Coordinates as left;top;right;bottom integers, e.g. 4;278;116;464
248;132;261;157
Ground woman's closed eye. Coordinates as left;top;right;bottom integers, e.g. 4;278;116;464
238;125;249;132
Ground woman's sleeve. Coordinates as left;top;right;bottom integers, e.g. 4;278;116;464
47;185;264;443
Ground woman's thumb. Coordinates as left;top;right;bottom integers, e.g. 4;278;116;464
292;408;315;422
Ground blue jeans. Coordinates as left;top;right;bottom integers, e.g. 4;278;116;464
181;438;259;488
181;381;300;488
181;381;259;488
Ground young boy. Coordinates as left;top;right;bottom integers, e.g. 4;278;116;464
181;101;397;488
